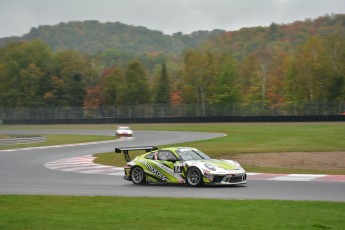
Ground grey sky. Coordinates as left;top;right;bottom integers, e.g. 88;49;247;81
0;0;344;38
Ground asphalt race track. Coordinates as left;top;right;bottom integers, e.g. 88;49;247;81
0;129;344;202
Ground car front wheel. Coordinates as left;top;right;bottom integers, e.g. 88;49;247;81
130;166;146;185
186;167;203;187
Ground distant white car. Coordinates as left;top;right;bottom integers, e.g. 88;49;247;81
115;126;133;137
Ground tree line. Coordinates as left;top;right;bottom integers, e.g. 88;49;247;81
0;14;344;115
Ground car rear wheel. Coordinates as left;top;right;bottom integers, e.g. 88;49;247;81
131;166;146;185
186;167;203;187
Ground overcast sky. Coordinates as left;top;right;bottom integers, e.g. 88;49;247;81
0;0;344;38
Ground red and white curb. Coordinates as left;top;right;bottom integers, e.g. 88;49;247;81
44;155;124;176
247;172;345;183
44;155;345;183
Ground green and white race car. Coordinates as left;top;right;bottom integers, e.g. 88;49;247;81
115;146;247;187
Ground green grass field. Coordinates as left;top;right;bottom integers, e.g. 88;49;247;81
129;123;345;153
0;195;344;230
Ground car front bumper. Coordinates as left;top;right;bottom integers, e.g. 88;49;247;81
206;173;247;185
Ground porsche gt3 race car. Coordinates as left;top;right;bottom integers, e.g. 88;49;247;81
115;126;133;137
115;146;247;187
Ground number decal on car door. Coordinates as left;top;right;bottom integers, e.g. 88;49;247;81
174;166;182;173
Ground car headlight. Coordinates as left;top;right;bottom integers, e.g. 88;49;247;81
204;163;216;171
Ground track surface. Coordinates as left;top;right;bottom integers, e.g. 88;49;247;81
0;130;344;201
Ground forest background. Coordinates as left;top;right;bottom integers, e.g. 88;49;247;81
0;14;344;117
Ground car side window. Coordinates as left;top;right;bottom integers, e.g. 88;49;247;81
145;152;156;160
158;150;177;161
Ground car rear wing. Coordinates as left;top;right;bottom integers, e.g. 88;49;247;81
115;146;158;162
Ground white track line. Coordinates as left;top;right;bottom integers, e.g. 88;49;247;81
0;137;134;152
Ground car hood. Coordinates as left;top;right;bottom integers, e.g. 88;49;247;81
187;159;242;171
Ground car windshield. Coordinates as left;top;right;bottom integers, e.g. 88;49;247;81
176;148;210;161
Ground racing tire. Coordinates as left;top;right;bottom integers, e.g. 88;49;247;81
130;166;146;185
186;167;203;187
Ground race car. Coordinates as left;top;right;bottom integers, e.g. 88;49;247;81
115;126;133;137
115;146;247;187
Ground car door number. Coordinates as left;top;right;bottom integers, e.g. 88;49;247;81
174;166;182;174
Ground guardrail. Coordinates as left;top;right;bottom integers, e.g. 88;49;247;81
2;115;344;124
1;101;344;120
0;135;47;145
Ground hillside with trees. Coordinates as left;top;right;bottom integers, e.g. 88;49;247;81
0;14;344;118
183;14;345;114
0;20;225;54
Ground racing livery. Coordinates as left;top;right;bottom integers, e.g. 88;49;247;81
115;146;247;187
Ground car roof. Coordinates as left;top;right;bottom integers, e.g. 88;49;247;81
160;147;194;152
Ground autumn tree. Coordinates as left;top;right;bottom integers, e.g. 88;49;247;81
101;67;125;106
19;63;46;107
239;54;264;104
0;40;54;107
181;50;216;115
84;85;102;108
264;49;289;111
153;63;170;104
124;61;150;105
283;55;304;103
53;50;94;106
295;36;329;101
209;54;239;105
170;90;183;106
323;33;345;100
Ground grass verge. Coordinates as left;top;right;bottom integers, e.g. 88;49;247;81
0;195;344;230
129;123;345;153
0;134;115;150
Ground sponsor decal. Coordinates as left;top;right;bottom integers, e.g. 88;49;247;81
156;162;174;174
138;159;167;181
